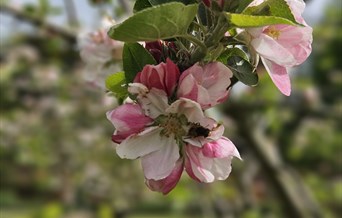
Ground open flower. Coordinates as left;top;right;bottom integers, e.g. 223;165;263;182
247;0;313;96
177;62;233;109
107;85;241;194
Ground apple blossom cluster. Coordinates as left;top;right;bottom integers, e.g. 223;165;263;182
80;0;312;194
107;58;241;194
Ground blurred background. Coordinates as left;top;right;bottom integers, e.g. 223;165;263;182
0;0;341;217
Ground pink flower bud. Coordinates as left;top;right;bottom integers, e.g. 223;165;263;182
145;41;163;63
177;62;233;109
203;0;224;8
106;103;152;143
145;159;184;195
134;58;180;97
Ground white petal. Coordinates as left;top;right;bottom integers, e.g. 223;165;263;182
116;127;164;159
166;98;205;123
251;34;296;67
141;136;180;180
141;88;169;118
210;158;233;180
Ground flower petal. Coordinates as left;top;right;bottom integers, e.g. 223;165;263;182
251;34;296;66
116;127;164;159
185;142;240;183
261;58;291;96
202;137;241;159
141;135;180;180
145;158;184;195
129;83;169;118
106;103;152;143
166;98;205;124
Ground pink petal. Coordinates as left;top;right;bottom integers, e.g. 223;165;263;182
145;159;184;195
177;62;232;109
202;137;241;159
185;143;241;183
106;103;152;143
177;73;199;100
261;58;291;96
141;135;180;180
164;58;180;96
185;145;214;182
251;34;296;67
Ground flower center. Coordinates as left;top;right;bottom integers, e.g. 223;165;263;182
265;26;281;40
157;114;187;138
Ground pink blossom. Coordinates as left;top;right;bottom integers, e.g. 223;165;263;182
109;86;241;194
145;159;184;195
113;96;204;181
185;137;241;183
134;58;180;97
78;18;123;88
247;0;312;96
177;62;233;109
106;103;152;143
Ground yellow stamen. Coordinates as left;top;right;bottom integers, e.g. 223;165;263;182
265;27;281;40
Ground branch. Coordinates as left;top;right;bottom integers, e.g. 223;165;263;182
0;4;77;43
224;103;323;218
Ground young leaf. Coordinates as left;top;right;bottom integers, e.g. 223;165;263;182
108;3;198;42
217;47;249;64
226;13;297;27
225;50;258;86
122;43;156;83
243;0;297;24
105;72;128;98
229;60;258;86
227;0;299;28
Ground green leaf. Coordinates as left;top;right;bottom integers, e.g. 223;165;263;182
222;49;258;86
134;0;197;12
226;13;297;27
122;43;156;83
243;0;297;24
217;47;249;64
133;0;152;12
108;2;198;42
105;72;128;98
227;0;299;28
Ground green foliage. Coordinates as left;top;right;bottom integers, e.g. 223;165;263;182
108;3;198;42
227;0;298;27
122;43;156;83
235;0;254;13
105;72;127;99
226;13;297;27
133;0;196;12
218;48;258;86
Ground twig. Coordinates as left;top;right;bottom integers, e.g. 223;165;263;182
224;103;323;218
0;4;77;43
